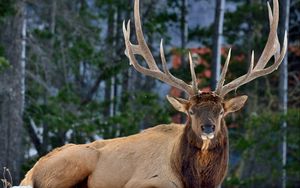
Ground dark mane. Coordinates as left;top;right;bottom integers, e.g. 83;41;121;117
174;120;229;188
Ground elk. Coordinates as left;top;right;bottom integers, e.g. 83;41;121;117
20;0;287;187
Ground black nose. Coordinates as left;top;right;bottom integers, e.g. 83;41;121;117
201;124;215;134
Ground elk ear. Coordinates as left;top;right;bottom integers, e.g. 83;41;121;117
223;95;248;116
166;95;189;113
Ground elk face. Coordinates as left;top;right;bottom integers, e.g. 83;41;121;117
167;93;248;140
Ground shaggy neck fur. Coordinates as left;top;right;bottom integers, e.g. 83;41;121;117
173;120;229;188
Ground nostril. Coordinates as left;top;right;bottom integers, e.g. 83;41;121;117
202;124;215;134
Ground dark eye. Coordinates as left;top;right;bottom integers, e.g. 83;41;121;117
220;110;224;115
189;110;194;115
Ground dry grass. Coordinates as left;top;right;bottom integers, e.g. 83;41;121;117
1;167;12;188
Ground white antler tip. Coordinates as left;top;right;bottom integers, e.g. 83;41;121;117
284;30;288;41
226;48;232;60
188;52;192;59
122;20;126;32
127;19;131;27
228;48;232;55
124;49;132;65
160;39;164;48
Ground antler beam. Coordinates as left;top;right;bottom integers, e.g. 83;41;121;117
215;0;288;97
123;0;198;97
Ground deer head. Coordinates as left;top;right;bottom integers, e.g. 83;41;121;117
166;93;247;141
123;0;287;142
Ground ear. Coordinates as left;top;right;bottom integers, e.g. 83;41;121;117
166;95;189;113
223;95;248;116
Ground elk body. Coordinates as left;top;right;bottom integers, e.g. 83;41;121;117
20;0;287;187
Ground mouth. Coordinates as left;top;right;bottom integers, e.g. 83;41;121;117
201;133;214;140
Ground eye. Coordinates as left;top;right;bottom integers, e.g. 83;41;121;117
189;110;194;115
220;110;224;115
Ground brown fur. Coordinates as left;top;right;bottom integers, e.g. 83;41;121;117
20;93;245;188
172;120;228;188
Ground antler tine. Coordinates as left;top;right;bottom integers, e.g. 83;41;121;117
123;20;159;77
123;0;197;96
160;40;196;94
189;52;199;94
216;0;287;97
254;0;279;70
219;33;287;97
232;50;255;93
189;52;200;93
215;48;231;94
134;0;158;70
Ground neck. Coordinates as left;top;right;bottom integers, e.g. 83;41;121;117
172;120;229;188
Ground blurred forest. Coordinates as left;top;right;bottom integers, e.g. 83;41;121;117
0;0;299;187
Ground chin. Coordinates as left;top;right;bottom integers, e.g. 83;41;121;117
201;133;215;140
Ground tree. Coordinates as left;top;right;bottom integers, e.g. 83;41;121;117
0;0;25;183
279;0;290;187
220;1;299;187
211;0;225;90
22;0;172;159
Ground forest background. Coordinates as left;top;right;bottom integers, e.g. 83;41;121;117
0;0;299;187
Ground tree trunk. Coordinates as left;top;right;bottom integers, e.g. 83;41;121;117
0;0;25;184
180;0;188;58
279;0;290;187
104;4;116;118
211;0;225;90
179;0;188;123
233;0;255;182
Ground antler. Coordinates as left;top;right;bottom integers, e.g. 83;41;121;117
215;0;288;97
123;0;198;97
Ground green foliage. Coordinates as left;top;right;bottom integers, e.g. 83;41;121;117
100;91;170;139
0;45;9;72
0;56;10;72
224;2;265;46
69;38;94;61
224;109;300;187
0;0;15;21
189;26;213;46
23;0;176;159
25;88;169;148
25;87;96;147
33;29;53;40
